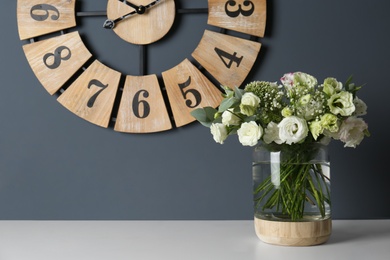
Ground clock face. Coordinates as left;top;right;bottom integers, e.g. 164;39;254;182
17;0;267;133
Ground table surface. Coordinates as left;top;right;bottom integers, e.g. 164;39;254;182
0;219;389;260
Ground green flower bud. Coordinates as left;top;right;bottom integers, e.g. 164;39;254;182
298;94;311;105
320;113;339;132
281;107;293;117
309;120;323;140
239;104;256;116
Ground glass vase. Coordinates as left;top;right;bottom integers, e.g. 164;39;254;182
252;142;331;246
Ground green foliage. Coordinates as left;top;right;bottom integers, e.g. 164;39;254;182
345;75;363;98
190;107;218;127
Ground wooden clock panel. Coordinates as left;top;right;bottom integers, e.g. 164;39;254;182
17;0;267;133
107;0;176;45
192;30;261;88
114;75;172;133
17;0;76;40
207;0;266;37
22;31;92;95
57;60;121;128
162;59;223;127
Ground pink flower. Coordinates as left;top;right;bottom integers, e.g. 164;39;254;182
280;73;294;88
338;117;369;148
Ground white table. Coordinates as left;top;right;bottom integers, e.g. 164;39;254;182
0;220;389;260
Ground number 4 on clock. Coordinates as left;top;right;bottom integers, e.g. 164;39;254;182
214;47;243;69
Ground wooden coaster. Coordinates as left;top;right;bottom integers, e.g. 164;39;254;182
254;217;332;246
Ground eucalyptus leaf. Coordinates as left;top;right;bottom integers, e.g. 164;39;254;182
222;86;235;98
190;107;217;127
219;97;234;112
243;116;257;122
234;86;245;99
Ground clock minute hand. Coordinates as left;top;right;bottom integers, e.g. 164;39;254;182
144;0;164;9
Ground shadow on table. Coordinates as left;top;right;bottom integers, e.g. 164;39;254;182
327;220;390;245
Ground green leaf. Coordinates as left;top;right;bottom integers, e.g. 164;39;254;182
344;75;365;98
218;97;240;112
222;85;234;98
190;107;217;127
364;128;371;137
234;86;245;99
217;86;244;112
243;115;257;122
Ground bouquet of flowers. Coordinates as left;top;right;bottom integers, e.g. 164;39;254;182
191;72;370;220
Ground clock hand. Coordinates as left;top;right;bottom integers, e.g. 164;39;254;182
118;1;148;15
118;0;140;11
103;0;165;29
144;0;164;10
103;10;137;29
128;0;165;15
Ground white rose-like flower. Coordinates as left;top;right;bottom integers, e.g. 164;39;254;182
210;123;228;144
240;92;260;116
263;122;283;144
237;121;263;146
278;116;309;144
221;109;241;126
338;117;368;148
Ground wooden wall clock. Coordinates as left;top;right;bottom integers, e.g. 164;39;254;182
17;0;266;133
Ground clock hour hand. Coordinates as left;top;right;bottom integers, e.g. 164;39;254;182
118;0;139;10
103;10;137;29
103;0;164;29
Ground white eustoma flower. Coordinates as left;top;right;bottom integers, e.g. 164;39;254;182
240;92;261;116
263;122;283;144
278;116;309;144
323;77;343;96
353;96;368;116
281;72;317;96
237;121;263;146
210;123;228;144
293;72;318;89
328;91;355;116
221;109;241;126
338;117;368;148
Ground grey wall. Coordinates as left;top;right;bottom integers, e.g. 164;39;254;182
0;0;389;220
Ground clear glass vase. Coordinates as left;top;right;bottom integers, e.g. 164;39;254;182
252;142;332;246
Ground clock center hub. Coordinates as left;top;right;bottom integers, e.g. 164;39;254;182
136;6;146;14
107;0;176;45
